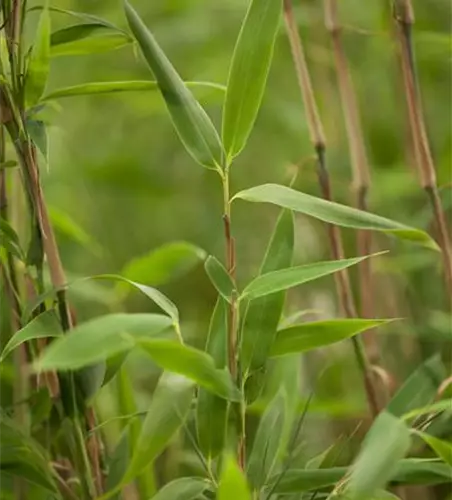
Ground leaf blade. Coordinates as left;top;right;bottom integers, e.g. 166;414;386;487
218;455;251;500
204;256;235;303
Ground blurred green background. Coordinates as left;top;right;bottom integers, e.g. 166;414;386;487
16;0;451;484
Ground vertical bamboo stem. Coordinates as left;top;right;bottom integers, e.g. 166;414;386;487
393;0;452;300
283;0;379;417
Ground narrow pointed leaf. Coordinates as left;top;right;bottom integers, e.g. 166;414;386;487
197;298;229;458
25;4;51;107
105;429;130;497
26;119;48;159
270;319;392;357
50;35;131;57
233;184;438;249
50;23;129;46
222;0;282;161
241;254;381;300
34;313;174;371
42;81;225;101
218;455;251;500
402;399;452;421
387;354;445;418
414;430;452;466
124;0;223;169
247;390;287;488
123;373;194;483
0;310;61;362
204;256;235;302
137;338;241;401
0;217;24;260
241;209;294;375
343;411;411;499
150;477;209;500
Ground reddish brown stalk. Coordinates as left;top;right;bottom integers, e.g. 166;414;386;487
393;0;452;299
323;0;380;362
283;0;379;417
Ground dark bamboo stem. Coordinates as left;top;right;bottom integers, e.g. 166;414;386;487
283;0;379;417
393;0;452;300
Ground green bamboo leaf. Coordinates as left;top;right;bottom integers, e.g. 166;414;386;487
247;390;287;489
414;430;452;466
26;119;48;159
196;298;229;459
222;0;281;161
124;0;223;170
241;209;294;375
122;373;193;484
233;184;438;250
42;81;225;101
0;217;24;261
120;241;206;290
204;256;235;303
0;310;61;362
150;477;209;500
392;458;452;485
34;313;174;371
105;429;130;499
241;254;381;300
25;3;51;107
218;455;251;500
270;319;392;357
50;23;129;46
50;35;130;57
0;160;18;169
387;354;446;418
402;399;452;421
342;411;411;499
0;414;58;494
136;338;241;401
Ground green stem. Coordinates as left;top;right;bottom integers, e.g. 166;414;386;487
74;417;97;499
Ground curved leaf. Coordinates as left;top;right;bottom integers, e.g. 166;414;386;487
0;217;24;261
34;313;174;371
241;209;294;375
414;430;452;466
0;310;61;362
124;0;223;170
150;477;209;500
42;81;225;101
241;254;382;300
218;455;251;500
233;184;438;249
204;256;235;303
50;35;131;57
51;23;129;46
270;319;392;357
197;298;229;459
222;0;282;161
137;338;241;401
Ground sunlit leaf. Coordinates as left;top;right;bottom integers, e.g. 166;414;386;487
124;0;223;169
149;477;209;500
247;389;287;488
34;313;174;371
241;254;381;300
50;34;131;57
204;256;235;303
42;81;225;101
222;0;282;161
233;184;438;249
123;373;194;482
197;298;229;459
25;3;51;107
218;455;251;500
136;338;240;401
413;430;452;466
241;209;294;375
342;411;411;499
270;319;392;357
0;310;61;362
402;399;452;421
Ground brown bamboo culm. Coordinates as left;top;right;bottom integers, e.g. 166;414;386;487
283;0;380;417
393;0;452;301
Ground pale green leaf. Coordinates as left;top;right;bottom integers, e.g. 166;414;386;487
414;430;452;466
124;1;223;169
270;319;392;357
50;23;129;46
204;256;235;303
233;184;438;249
50;35;130;57
136;338;241;401
402;399;452;421
218;455;251;500
34;313;174;371
150;477;209;500
0;310;61;362
222;0;282;161
241;254;381;300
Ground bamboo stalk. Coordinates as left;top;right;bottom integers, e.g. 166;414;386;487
283;0;379;417
323;0;381;363
393;0;452;300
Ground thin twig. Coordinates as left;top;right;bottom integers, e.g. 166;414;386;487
283;0;379;418
393;0;452;300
